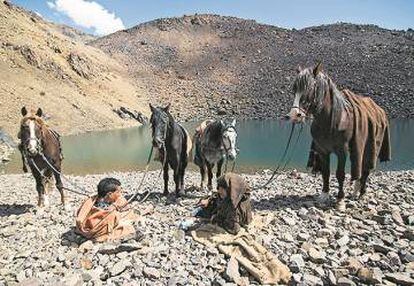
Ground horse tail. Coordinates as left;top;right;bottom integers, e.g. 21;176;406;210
178;123;192;163
379;121;391;162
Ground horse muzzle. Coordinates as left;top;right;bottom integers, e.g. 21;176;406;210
227;151;237;161
286;108;306;123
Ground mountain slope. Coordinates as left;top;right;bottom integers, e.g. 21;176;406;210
0;1;149;138
92;14;414;120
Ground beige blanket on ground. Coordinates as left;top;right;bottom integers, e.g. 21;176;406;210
191;223;291;285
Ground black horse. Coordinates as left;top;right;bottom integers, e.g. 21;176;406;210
149;103;192;197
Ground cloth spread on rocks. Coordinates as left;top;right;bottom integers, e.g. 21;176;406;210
191;223;291;285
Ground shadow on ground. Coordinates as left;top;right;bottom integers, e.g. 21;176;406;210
252;193;335;211
61;226;86;247
0;203;34;217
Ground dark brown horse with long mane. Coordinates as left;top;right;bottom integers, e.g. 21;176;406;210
286;63;391;210
18;107;65;207
149;103;192;197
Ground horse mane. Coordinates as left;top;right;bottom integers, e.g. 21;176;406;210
205;121;223;144
20;115;48;129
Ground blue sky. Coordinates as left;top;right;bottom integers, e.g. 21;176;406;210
13;0;414;36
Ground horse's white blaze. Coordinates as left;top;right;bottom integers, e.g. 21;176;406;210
223;130;237;159
288;93;303;121
28;120;37;153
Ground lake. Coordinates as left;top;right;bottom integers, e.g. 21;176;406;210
3;119;414;175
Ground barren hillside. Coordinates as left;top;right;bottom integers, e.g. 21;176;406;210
92;14;414;121
0;1;149;138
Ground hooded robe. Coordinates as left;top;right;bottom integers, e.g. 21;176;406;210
204;173;252;234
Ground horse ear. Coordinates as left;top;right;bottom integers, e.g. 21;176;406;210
164;103;171;112
36;108;43;117
149;103;155;112
21;106;28;117
296;65;302;73
313;62;323;77
231;119;236;127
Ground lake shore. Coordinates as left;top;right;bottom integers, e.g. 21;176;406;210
1;170;413;285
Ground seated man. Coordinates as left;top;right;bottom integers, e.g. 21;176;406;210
195;173;252;234
76;178;139;242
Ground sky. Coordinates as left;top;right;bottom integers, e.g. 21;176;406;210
12;0;414;36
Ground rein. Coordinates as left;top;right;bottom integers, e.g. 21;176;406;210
251;122;303;190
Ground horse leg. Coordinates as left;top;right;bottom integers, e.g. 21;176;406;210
180;157;187;194
179;166;185;195
216;159;224;179
43;178;51;207
206;162;214;191
18;144;28;173
335;151;346;211
54;172;65;207
163;164;169;196
317;153;330;204
35;177;45;207
358;169;370;198
173;168;181;197
199;164;207;190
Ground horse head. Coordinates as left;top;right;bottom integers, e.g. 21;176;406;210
286;62;324;123
220;119;238;160
19;107;45;156
149;103;171;149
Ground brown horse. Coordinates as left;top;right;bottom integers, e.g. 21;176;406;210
286;63;391;210
18;107;65;207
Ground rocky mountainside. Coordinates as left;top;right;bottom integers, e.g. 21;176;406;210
0;1;149;138
92;14;414;121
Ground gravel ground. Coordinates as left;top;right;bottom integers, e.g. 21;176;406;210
0;170;413;285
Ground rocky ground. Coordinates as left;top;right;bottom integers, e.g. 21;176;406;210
0;170;413;285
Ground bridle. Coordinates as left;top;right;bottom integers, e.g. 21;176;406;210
151;111;170;169
220;124;239;172
221;125;238;157
291;83;319;119
21;119;44;156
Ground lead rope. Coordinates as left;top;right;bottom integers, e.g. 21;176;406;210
251;122;299;190
137;115;169;203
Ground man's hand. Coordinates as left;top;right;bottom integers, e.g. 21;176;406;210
197;198;210;208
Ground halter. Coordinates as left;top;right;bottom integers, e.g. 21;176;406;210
221;125;238;157
292;82;320;118
151;111;170;169
21;119;44;156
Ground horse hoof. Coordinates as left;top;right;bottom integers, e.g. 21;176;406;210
163;191;169;197
176;190;185;197
336;200;346;212
317;192;329;203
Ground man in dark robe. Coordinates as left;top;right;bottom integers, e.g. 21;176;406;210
196;173;252;234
